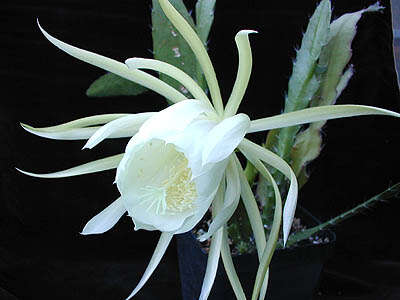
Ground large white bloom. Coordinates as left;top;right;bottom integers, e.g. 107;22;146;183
18;1;400;299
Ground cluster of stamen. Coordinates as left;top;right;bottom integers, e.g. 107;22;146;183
139;150;197;215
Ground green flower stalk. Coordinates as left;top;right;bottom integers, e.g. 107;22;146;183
18;1;399;299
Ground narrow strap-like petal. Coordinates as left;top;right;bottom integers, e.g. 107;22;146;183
199;182;224;300
158;0;223;114
21;113;132;140
234;154;271;299
220;226;246;300
224;30;257;118
238;138;298;246
233;154;266;258
125;58;211;107
248;104;400;133
16;153;123;178
239;148;282;300
125;232;173;300
198;157;240;241
202;114;250;165
83;112;155;149
38;21;186;104
81;197;126;235
21;124;101;140
26;113;128;130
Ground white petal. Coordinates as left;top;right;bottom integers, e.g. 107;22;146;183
16;153;123;178
81;197;126;235
37;21;186;103
130;218;157;231
248;104;400;133
126;232;173;300
174;159;228;234
125;100;211;152
202;113;250;165
129;202;189;232
83;112;155;149
224;30;257;118
198;157;240;241
169;118;217;178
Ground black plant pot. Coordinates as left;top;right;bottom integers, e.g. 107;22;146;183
176;207;335;300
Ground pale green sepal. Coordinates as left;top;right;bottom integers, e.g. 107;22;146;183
202;113;250;165
125;58;211;106
224;30;257;118
238;148;282;300
81;197;126;235
86;72;148;97
248;104;400;133
233;154;266;258
198;157;240;242
16;153;124;178
21;113;129;140
83;112;155;149
235;153;273;298
199;183;224;300
23;113;128;132
158;0;224;114
239;139;298;245
195;0;216;46
37;21;186;104
21;124;101;140
125;232;173;300
259;271;269;300
220;226;246;300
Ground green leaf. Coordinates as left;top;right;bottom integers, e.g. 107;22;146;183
260;0;331;224
264;0;332;159
86;73;148;97
152;0;199;101
290;126;322;177
392;0;400;89
283;183;400;248
195;0;216;46
195;0;216;91
290;3;383;186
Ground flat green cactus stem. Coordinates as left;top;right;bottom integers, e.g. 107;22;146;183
282;183;400;248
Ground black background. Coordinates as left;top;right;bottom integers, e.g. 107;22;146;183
1;0;400;299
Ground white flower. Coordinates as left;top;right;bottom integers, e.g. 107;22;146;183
18;0;400;299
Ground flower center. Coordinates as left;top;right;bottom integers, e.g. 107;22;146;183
136;142;197;215
163;154;197;214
